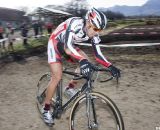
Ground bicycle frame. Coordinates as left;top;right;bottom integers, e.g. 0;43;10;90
52;76;89;119
36;64;124;129
51;67;114;123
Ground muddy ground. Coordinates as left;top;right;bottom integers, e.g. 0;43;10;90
0;45;160;130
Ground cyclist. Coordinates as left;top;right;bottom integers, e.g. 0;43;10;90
42;7;120;125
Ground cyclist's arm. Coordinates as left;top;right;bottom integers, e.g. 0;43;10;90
64;19;85;61
91;36;112;67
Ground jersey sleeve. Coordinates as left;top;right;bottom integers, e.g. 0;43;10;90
91;36;112;67
64;18;85;61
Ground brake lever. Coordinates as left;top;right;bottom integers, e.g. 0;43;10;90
115;76;120;88
116;76;119;84
100;76;113;83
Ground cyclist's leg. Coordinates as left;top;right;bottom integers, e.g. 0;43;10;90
42;37;63;125
44;63;63;106
41;62;62;125
44;38;63;108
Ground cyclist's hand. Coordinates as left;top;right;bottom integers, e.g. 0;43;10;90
79;59;91;77
108;65;121;78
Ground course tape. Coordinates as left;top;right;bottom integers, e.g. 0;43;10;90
74;42;160;48
0;34;160;48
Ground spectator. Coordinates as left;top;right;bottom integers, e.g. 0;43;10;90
0;22;6;51
5;23;12;38
8;28;15;52
20;22;28;45
45;22;53;36
38;21;44;35
32;21;39;37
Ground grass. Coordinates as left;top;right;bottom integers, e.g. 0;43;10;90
13;36;48;53
0;36;49;59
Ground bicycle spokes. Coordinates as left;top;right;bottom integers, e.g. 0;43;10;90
70;92;124;130
86;96;98;129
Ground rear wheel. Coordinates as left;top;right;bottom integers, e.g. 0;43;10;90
69;92;124;130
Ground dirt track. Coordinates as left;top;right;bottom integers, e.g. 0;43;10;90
0;46;160;130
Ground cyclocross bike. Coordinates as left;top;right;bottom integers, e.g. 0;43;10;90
36;64;125;130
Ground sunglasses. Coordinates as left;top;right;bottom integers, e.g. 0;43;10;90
93;27;102;32
90;25;102;32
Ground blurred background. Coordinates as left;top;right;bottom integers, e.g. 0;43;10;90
0;1;160;130
0;0;160;56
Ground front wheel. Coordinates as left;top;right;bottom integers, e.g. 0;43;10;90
69;92;125;130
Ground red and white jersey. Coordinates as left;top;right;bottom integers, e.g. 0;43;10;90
49;17;111;67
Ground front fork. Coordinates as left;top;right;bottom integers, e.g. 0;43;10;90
86;92;98;129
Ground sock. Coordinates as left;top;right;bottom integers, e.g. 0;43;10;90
44;103;50;110
66;83;75;89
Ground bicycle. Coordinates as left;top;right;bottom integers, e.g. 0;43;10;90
36;64;125;130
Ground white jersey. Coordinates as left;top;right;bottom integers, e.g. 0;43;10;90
48;17;111;67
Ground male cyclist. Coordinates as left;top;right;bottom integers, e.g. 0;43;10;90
42;7;120;125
